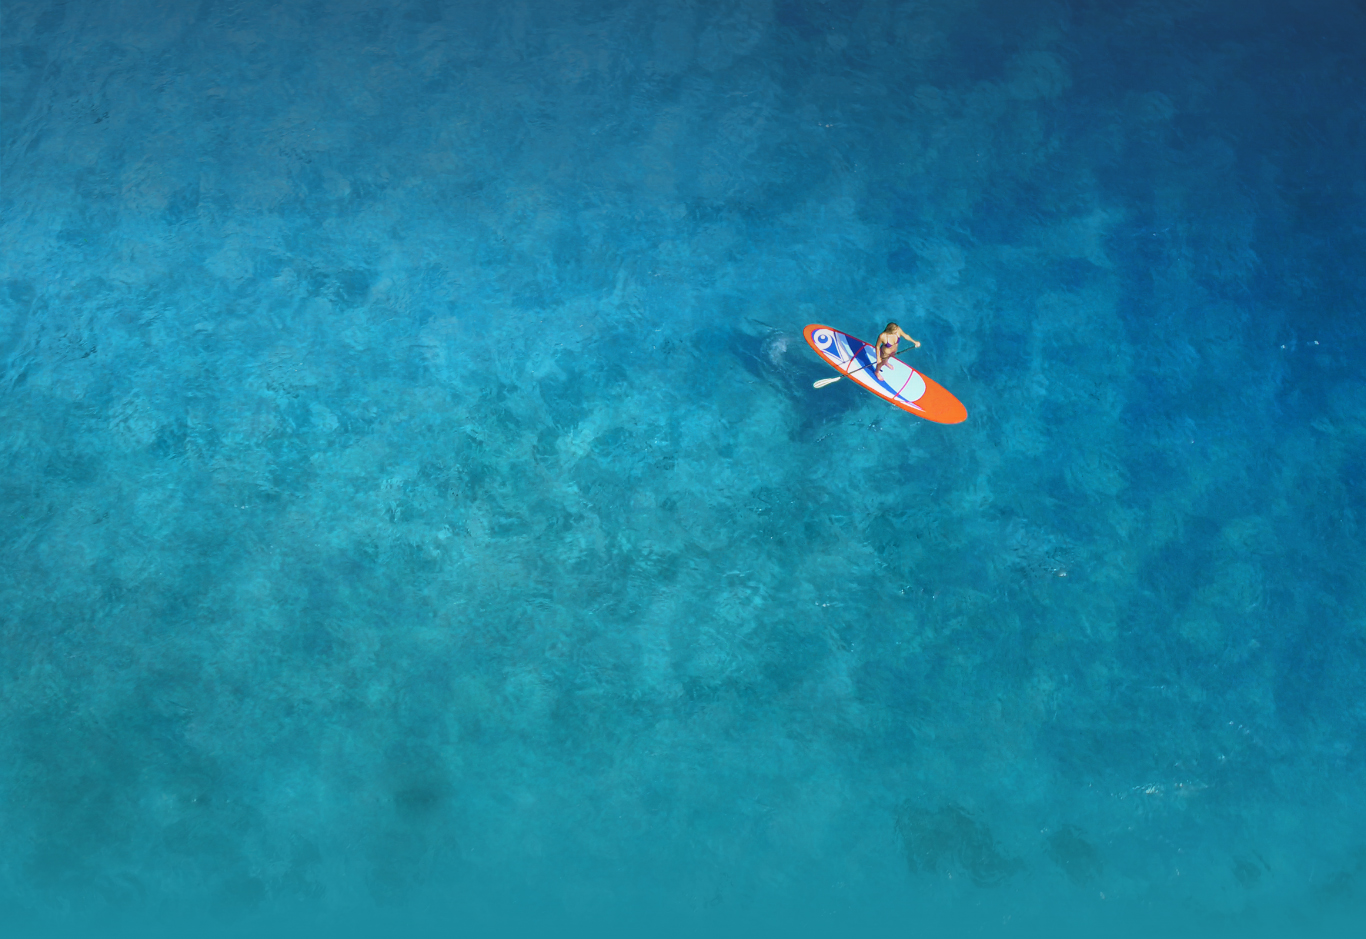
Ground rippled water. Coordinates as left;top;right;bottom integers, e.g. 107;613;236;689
3;1;1365;936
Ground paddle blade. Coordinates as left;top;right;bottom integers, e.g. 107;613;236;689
813;377;842;388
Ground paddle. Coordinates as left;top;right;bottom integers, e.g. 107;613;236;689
813;339;920;388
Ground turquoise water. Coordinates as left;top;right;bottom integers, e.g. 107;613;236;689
3;1;1365;935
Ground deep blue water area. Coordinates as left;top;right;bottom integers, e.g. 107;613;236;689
3;1;1366;936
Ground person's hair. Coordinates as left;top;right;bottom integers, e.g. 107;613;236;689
886;322;899;331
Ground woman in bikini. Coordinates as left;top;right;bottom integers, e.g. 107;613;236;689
874;322;920;376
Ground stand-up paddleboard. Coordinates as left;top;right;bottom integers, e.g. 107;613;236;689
804;324;967;424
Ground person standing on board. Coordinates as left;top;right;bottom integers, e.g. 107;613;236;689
873;322;920;376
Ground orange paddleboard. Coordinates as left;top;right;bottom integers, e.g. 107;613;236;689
804;324;967;424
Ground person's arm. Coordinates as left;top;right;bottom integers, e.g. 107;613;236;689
897;326;921;348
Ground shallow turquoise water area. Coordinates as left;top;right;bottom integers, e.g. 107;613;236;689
3;1;1366;936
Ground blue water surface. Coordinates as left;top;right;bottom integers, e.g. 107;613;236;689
3;1;1366;936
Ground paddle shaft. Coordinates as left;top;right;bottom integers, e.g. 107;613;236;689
814;345;892;387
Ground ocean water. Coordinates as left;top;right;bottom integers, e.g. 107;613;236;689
3;0;1365;935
